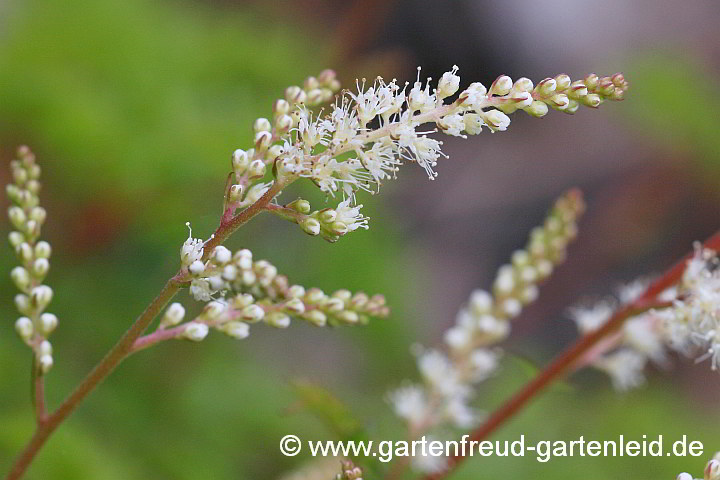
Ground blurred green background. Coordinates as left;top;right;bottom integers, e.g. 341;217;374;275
1;0;719;478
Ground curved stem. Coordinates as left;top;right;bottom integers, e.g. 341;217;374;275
423;230;720;480
5;178;291;480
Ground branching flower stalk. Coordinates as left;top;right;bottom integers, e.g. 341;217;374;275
5;65;628;479
422;230;720;480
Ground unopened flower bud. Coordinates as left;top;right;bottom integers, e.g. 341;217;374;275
318;209;337;223
9;231;25;247
15;317;34;340
513;77;534;93
32;258;49;277
324;297;345;312
305;288;326;304
267;144;284;161
287;198;311;214
234;248;253;269
706;459;720;480
161;303;186;327
39;312;59;334
502;298;522;318
524;100;548;118
254;131;273;152
300;218;321;236
29;206;47;224
35;241;51;258
318;69;336;86
16;242;33;262
222;264;238;281
253;117;272;133
583;94;602;108
208;276;225;291
15;294;31;314
212;246;232;265
31;285;53;309
182;322;209;341
8;206;27;230
306;88;324;105
11;266;31;290
229;184;243;202
242;304;265;322
266;312;291;328
565;99;580;114
482;110;511;131
554;74;571;91
489;75;513;96
273;99;291;117
203;301;226;319
469;289;493;314
232;149;250;173
285;86;307;104
232;293;254;309
223;321;250;339
304;309;327;326
584;73;599;90
284;297;305;314
38;339;52;357
288;285;306;298
38;354;53;374
274;114;293;133
333;289;352;301
550;94;569;110
336;310;359;324
188;260;205;275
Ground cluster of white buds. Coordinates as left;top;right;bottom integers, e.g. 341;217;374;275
389;190;585;473
269;197;368;242
6;146;57;374
500;72;629;117
221;66;625;244
570;245;720;391
225;69;342;210
165;238;389;343
677;452;720;480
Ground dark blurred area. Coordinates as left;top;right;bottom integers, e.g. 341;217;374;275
1;0;719;478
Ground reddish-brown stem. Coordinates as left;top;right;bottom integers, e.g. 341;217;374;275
5;178;290;480
424;230;720;480
33;374;46;424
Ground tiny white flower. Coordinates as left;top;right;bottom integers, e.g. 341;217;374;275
180;223;204;266
437;65;460;99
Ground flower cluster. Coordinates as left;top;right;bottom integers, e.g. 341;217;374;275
677;452;720;480
389;190;585;473
144;234;389;345
570;245;720;390
225;69;342;212
267;197;369;242
6;146;57;374
272;68;627;195
226;67;626;242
